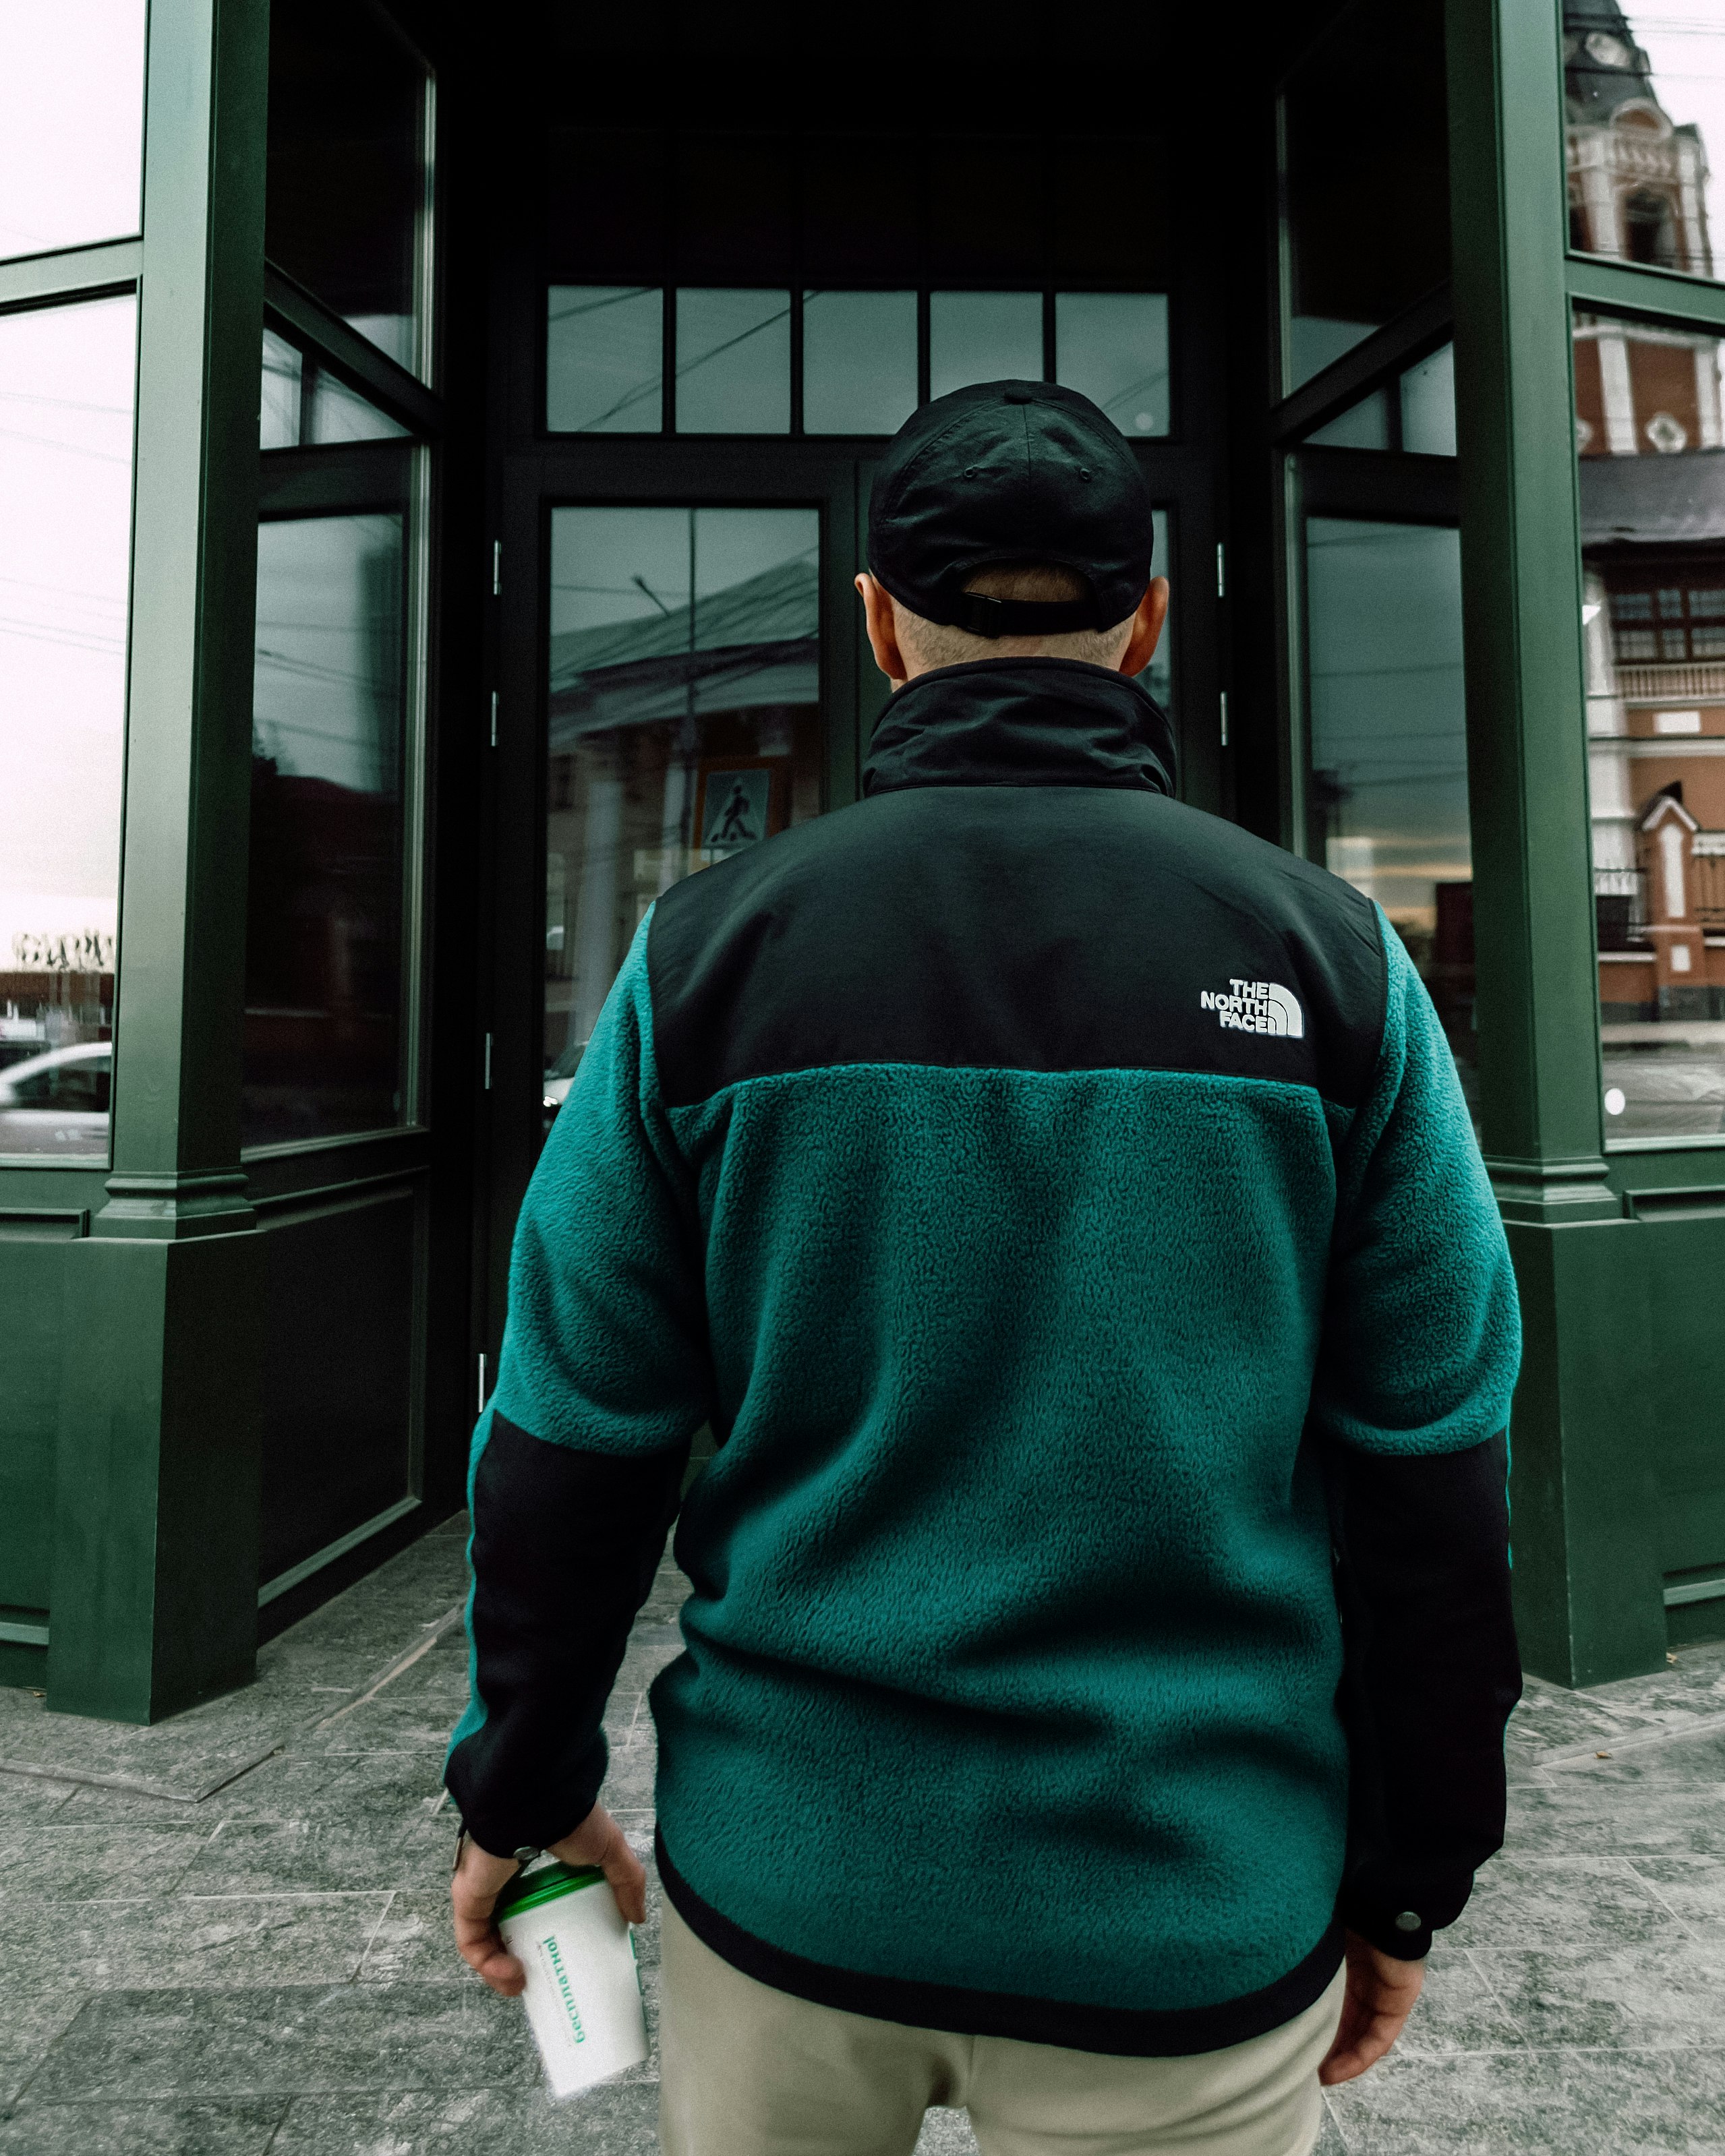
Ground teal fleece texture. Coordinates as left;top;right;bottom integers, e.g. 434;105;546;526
479;905;1519;2014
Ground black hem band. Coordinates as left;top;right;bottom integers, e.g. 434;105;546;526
655;1828;1346;2058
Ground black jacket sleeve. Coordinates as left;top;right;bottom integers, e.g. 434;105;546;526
1328;1431;1521;1959
444;1411;688;1858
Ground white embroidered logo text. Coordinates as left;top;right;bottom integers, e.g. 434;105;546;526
1199;979;1304;1038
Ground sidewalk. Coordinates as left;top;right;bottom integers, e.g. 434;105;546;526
0;1518;1720;2153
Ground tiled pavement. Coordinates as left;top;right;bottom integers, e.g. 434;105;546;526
0;1518;1722;2153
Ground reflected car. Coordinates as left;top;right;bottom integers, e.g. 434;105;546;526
0;1041;111;1155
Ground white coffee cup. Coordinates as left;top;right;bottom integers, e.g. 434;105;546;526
496;1857;649;2097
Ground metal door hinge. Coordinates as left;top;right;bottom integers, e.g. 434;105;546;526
484;1032;492;1089
1216;541;1227;599
489;690;498;748
492;540;502;597
1219;690;1230;748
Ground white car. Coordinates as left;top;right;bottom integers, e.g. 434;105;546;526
0;1040;111;1155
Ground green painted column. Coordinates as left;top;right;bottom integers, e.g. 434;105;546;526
1446;0;1663;1685
47;0;270;1722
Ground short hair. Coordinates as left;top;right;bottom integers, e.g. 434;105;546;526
891;562;1138;672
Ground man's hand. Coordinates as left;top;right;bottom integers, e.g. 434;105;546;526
451;1803;647;1997
1318;1932;1426;2085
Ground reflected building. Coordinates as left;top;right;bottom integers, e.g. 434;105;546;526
1565;1;1712;276
1570;17;1725;1135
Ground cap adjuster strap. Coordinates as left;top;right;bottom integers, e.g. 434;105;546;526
954;592;1099;639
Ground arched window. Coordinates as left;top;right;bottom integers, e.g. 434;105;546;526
1623;187;1678;268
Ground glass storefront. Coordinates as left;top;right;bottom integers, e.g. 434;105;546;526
266;0;432;378
245;503;413;1148
0;293;138;1160
1576;307;1725;1139
1565;2;1725;285
543;507;821;1116
1281;0;1449;390
0;4;146;263
548;284;1171;438
1305;516;1475;1107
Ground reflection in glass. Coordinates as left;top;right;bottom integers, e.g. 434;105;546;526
1576;306;1725;1137
544;508;821;1112
1142;508;1173;718
1308;391;1391;451
547;287;664;433
0;295;136;1160
930;292;1043;399
0;3;147;262
1305;518;1475;1110
246;511;409;1147
675;290;790;433
266;0;430;376
803;291;917;435
1282;0;1449;388
1055;294;1169;438
1401;344;1457;455
260;328;409;450
1565;4;1721;284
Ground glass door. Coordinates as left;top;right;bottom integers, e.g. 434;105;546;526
542;504;822;1122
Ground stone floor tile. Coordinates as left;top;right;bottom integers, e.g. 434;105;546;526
355;1891;465;1986
1391;1949;1531;2058
175;1816;453;1898
1446;1854;1682;1952
0;1892;390;1992
307;1751;452;1822
1626;1853;1725;1932
1323;2047;1613;2155
1312;2106;1349;2156
269;2080;660;2156
313;1700;466;1758
29;1983;536;2103
0;1990;86;2108
0;2098;288;2155
0;1822;214;1898
1504;1777;1725;1860
0;1776;74;1825
1469;1936;1725;2050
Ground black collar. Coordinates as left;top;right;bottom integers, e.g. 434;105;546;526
861;658;1177;800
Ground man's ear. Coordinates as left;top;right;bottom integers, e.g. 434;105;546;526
1118;577;1170;678
856;572;910;686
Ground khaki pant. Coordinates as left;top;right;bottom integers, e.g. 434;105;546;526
659;1898;1346;2156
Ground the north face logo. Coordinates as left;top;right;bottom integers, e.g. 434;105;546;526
1198;979;1304;1038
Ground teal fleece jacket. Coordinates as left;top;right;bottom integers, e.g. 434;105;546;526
447;657;1522;2056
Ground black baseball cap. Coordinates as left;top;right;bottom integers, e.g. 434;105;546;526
867;380;1154;640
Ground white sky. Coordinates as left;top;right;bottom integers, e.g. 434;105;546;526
0;293;136;956
0;5;147;260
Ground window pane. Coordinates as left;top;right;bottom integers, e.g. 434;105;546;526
675;289;790;433
548;286;664;433
1142;507;1173;717
1306;389;1391;450
1400;344;1457;456
544;506;820;1115
0;295;136;1162
247;509;409;1147
1282;0;1449;389
803;291;917;435
1305;517;1475;1114
1567;9;1724;283
1576;306;1725;1139
0;3;146;262
260;328;410;449
261;329;303;450
266;1;430;377
929;291;1043;399
1055;293;1169;439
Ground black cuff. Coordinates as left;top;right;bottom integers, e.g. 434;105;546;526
1341;1891;1434;1961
